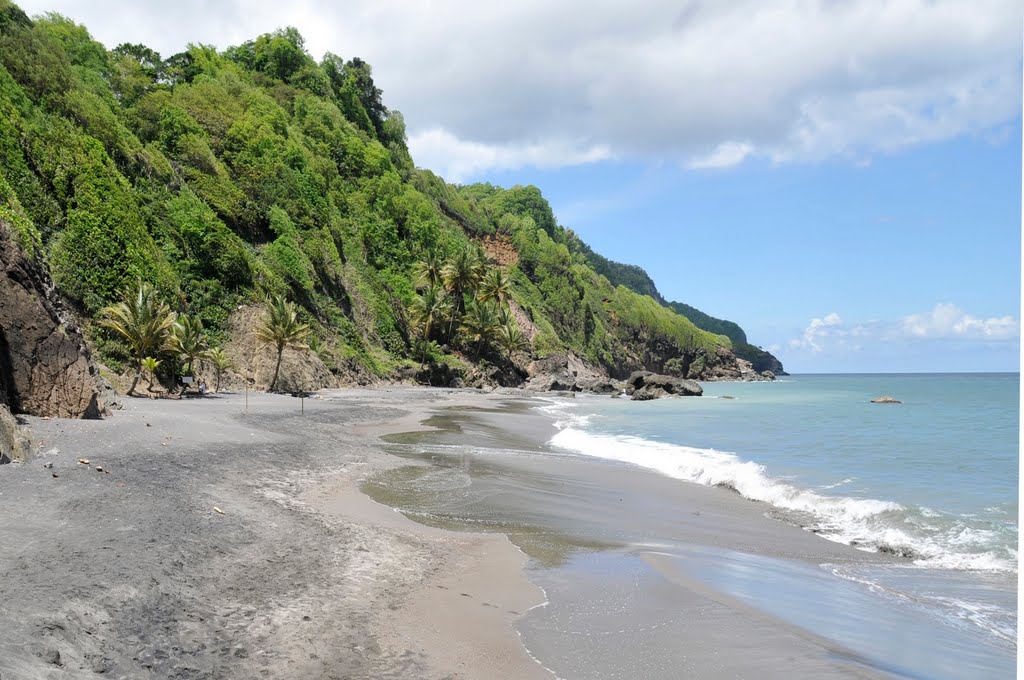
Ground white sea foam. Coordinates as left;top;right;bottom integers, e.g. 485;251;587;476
819;477;855;490
549;426;1018;574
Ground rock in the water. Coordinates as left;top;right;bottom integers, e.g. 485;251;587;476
626;371;703;400
870;396;902;404
576;378;618;394
0;219;103;418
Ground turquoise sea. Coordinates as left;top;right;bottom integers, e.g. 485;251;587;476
543;373;1019;675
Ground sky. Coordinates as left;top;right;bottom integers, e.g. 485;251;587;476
16;0;1023;372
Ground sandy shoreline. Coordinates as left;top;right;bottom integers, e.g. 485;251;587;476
2;384;983;679
0;387;551;679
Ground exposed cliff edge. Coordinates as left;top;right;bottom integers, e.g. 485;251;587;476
0;219;104;419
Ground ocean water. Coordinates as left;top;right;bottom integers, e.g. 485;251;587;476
544;373;1019;669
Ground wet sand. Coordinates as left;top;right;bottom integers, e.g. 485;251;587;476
1;387;999;679
361;394;1004;679
0;387;551;679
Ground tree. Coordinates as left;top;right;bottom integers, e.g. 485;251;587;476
459;299;499;358
408;285;452;366
478;267;511;305
255;296;310;392
413;251;444;290
99;282;176;396
442;247;484;335
140;356;160;392
497;320;530;357
170;314;209;393
207;347;233;393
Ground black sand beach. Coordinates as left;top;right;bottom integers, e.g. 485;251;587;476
0;387;961;678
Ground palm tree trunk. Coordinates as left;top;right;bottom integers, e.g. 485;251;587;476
420;318;432;369
446;287;463;338
215;370;221;394
127;359;141;396
270;348;283;392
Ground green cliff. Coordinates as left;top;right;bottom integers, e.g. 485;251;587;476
0;2;777;388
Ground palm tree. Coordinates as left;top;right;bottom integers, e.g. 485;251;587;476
408;285;452;366
497;320;530;357
99;281;176;396
170;314;209;393
413;251;445;290
442;247;485;335
496;304;514;328
478;268;511;305
255;296;310;392
207;347;234;393
459;299;499;359
140;356;161;392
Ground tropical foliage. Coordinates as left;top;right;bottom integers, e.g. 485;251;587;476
207;347;233;393
255;295;311;392
0;1;758;390
98;281;176;395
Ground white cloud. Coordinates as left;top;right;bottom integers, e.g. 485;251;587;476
18;0;1022;178
787;304;1019;356
687;141;754;170
898;303;1019;340
790;312;844;352
407;128;611;183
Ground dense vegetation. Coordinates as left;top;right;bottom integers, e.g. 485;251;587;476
575;246;786;374
0;1;779;384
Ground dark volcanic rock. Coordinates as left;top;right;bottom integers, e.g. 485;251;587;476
525;351;608;392
0;404;33;463
626;371;702;400
576;378;618;394
0;220;103;418
414;362;463;387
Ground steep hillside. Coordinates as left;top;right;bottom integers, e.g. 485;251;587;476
566;234;786;375
0;2;765;389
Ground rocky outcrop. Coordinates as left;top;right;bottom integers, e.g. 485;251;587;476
680;347;776;382
413;362;463;387
625;371;702;400
525;351;607;392
871;396;902;404
0;404;33;463
0;220;103;418
575;378;619;394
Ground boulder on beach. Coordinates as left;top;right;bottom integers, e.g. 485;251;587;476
0;404;34;463
0;219;104;419
870;396;902;404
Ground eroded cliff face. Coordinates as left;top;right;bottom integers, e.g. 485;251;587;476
0;220;103;419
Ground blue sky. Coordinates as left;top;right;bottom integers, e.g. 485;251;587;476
19;0;1024;372
472;126;1022;372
